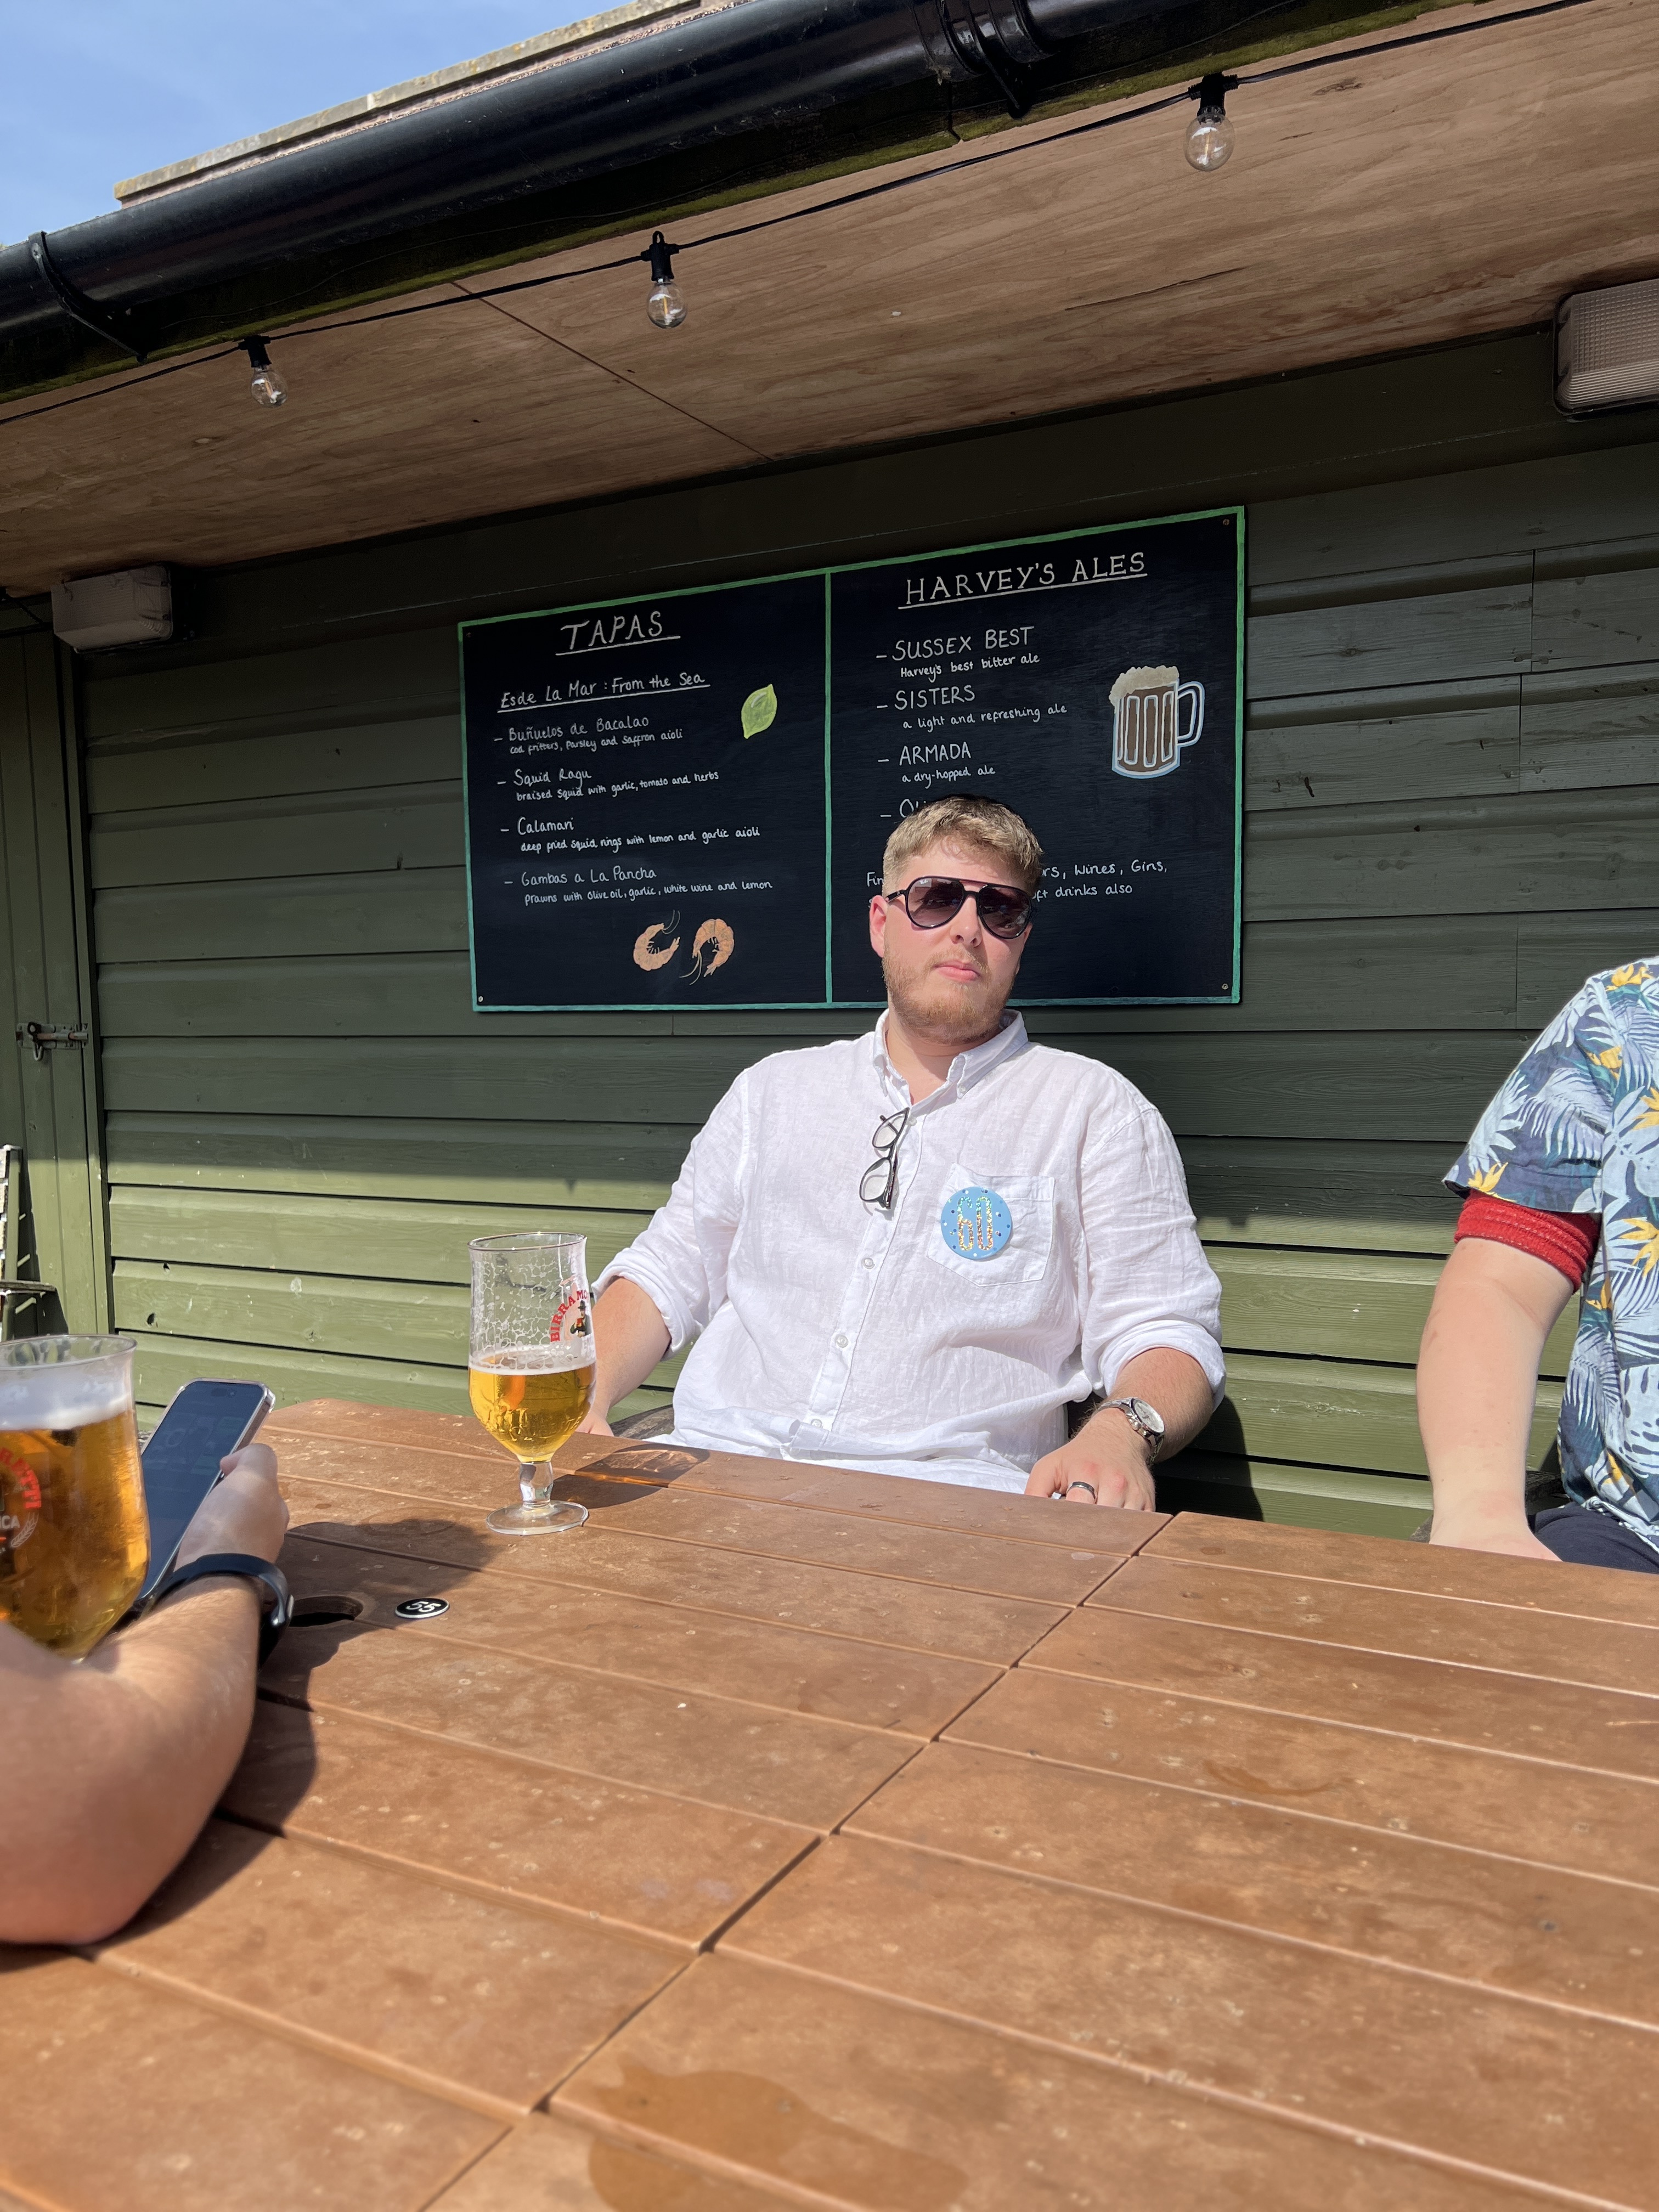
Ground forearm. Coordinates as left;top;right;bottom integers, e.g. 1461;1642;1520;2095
1418;1238;1570;1548
0;1581;260;1944
1110;1346;1215;1457
1026;1346;1214;1508
589;1274;672;1421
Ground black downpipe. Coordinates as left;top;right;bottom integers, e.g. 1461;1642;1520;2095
0;0;1307;398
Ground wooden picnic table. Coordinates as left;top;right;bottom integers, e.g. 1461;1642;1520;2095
5;1397;1659;2211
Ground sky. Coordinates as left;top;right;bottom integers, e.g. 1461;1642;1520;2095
0;2;596;242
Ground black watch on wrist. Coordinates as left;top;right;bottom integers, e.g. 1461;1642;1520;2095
156;1553;292;1666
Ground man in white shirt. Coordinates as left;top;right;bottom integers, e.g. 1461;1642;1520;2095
581;795;1223;1508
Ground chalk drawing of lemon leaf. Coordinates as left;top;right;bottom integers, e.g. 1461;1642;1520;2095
740;684;777;739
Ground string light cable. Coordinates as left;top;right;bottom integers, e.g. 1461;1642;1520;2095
0;0;1611;431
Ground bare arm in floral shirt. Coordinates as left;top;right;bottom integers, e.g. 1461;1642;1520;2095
1418;1238;1571;1560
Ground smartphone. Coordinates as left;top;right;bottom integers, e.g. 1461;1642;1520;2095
133;1378;275;1609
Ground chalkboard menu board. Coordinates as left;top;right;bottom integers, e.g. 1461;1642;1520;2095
461;510;1242;1010
462;575;828;1009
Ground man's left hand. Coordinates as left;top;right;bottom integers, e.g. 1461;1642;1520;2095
1025;1411;1155;1512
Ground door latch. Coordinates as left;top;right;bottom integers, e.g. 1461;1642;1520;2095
16;1022;89;1062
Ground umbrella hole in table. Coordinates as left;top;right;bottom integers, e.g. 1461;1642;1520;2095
289;1595;365;1628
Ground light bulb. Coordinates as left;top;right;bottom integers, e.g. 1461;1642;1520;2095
239;335;286;407
647;279;687;329
641;230;686;329
1184;108;1234;171
1184;72;1238;173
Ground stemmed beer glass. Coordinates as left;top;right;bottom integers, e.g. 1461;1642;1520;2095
468;1232;596;1536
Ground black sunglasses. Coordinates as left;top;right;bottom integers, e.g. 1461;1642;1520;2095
884;875;1034;940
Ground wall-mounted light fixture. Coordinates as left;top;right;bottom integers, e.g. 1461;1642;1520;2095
50;565;173;651
1556;275;1659;415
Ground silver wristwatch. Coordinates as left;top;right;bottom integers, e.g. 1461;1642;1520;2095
1101;1396;1166;1462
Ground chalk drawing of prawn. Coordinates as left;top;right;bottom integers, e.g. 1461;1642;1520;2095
684;918;735;981
632;913;681;970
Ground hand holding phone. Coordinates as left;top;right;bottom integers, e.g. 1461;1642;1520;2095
174;1446;287;1570
134;1380;275;1610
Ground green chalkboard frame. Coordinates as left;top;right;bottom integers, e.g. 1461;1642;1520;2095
459;505;1245;1012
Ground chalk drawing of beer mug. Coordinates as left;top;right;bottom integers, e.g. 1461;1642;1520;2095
1109;665;1205;779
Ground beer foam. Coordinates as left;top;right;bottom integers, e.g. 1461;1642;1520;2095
471;1341;595;1374
1109;665;1179;703
0;1359;131;1432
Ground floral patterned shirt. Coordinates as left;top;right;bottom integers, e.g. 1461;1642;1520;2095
1447;961;1659;1553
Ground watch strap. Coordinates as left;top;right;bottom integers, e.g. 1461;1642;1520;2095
157;1553;292;1666
1100;1397;1164;1462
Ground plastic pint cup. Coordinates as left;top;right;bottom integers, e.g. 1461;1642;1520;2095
0;1336;148;1656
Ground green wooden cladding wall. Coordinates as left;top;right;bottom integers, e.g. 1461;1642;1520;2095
77;332;1659;1538
0;628;106;1331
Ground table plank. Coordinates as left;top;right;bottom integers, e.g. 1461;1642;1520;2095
947;1668;1659;1884
532;1479;1125;1606
849;1739;1659;2029
557;1433;1169;1555
271;1429;1125;1603
427;2112;801;2210
224;1701;812;1948
281;1532;1000;1736
1023;1606;1659;1780
553;1953;1548;2211
268;1401;1169;1554
724;1835;1659;2206
1146;1511;1659;1629
260;1610;918;1830
91;1818;680;2118
1090;1553;1659;1695
280;1481;1068;1666
270;1431;521;1512
0;1951;499;2212
268;1400;499;1460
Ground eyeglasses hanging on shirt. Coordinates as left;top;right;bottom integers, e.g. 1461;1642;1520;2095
860;1106;911;1212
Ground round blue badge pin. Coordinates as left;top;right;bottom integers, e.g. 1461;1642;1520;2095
940;1186;1013;1261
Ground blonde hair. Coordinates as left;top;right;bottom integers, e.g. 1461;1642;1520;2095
882;797;1043;892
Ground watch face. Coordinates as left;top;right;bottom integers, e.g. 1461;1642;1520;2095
1126;1397;1165;1433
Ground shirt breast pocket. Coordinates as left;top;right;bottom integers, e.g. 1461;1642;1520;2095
926;1167;1057;1288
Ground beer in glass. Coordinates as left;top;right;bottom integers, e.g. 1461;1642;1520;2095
469;1232;595;1534
0;1335;148;1657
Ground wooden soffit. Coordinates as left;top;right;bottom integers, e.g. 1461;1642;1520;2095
0;0;1651;591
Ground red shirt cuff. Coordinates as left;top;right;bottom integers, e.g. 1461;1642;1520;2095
1454;1193;1599;1288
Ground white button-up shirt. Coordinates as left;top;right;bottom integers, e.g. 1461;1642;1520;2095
598;1013;1223;1492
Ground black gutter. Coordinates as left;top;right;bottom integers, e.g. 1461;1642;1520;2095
0;0;1393;400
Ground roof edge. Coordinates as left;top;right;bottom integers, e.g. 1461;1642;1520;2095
3;0;1477;409
112;0;709;206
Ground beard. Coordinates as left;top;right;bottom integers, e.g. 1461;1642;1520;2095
883;946;1012;1049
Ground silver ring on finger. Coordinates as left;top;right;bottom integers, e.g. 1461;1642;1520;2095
1066;1480;1098;1503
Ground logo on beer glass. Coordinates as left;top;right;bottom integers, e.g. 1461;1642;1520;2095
0;1443;41;1553
1109;664;1205;780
